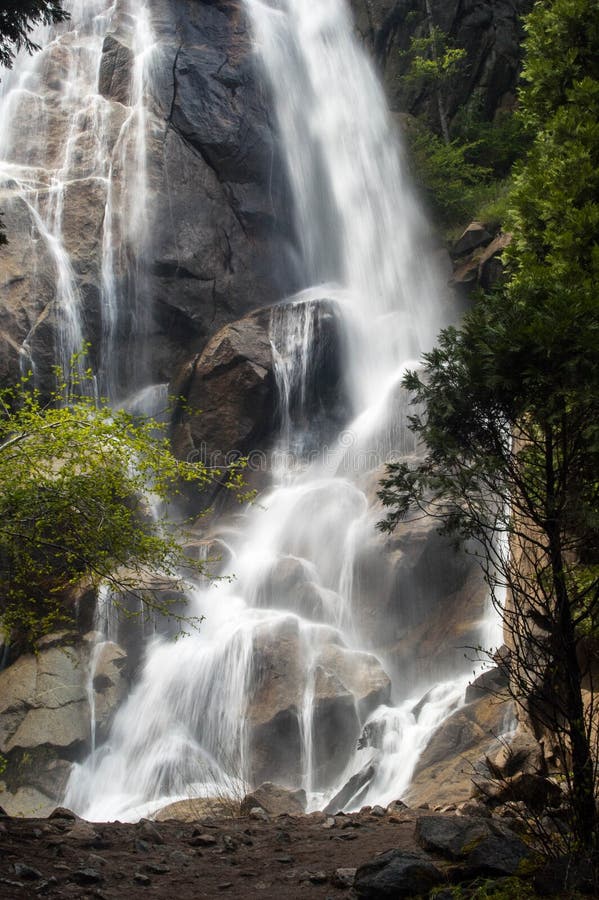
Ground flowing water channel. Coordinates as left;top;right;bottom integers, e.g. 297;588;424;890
2;0;502;819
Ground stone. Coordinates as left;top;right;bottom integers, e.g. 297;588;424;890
14;863;42;880
136;820;164;845
248;616;390;788
415;814;514;861
170;298;349;477
71;868;103;885
465;666;509;703
332;867;356;887
153;797;230;822
461;834;531;878
249;807;269;822
486;724;547;778
472;771;563;812
452;222;493;257
407;693;515;808
354;849;444;898
325;764;377;815
240;783;306;817
189;833;218;847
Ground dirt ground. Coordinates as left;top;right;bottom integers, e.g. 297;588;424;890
0;806;440;899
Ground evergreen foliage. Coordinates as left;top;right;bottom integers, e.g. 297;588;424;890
0;1;69;70
380;0;599;862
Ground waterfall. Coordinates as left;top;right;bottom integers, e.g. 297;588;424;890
0;0;157;396
64;0;501;821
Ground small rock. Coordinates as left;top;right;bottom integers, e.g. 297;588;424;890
274;855;294;864
309;871;328;884
133;872;152;886
71;868;104;885
332;868;356;887
137;819;164;845
14;863;43;881
276;829;291;844
386;800;408;814
370;805;386;818
322;817;336;829
33;876;59;894
223;834;237;852
189;832;218;847
218;882;234;890
170;850;191;866
135;838;151;853
48;807;78;822
250;806;270;822
142;863;170;875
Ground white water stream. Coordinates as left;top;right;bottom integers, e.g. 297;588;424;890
0;0;157;395
60;0;503;821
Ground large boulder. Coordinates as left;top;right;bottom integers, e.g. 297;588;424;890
170;298;349;469
347;487;489;682
406;692;515;808
240;782;306;816
0;632;128;815
354;849;444;898
247;616;391;788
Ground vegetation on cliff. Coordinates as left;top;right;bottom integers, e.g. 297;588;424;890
380;0;599;863
0;367;230;651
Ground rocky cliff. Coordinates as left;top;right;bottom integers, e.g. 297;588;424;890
351;0;532;127
0;0;294;392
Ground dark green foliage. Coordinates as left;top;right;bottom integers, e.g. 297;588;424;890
0;1;69;70
380;0;599;860
404;122;490;227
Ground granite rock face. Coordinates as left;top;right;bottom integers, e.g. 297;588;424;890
0;632;127;816
0;0;294;393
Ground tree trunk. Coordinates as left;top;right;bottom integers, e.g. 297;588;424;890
545;426;597;852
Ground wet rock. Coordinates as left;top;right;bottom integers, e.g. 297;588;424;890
324;763;377;815
171;298;349;474
248;616;390;788
407;693;514;808
98;34;133;105
354;849;444;897
240;782;306;817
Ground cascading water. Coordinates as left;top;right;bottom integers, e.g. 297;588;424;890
64;0;502;820
0;0;157;396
